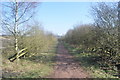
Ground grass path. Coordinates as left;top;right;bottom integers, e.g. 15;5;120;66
47;43;90;78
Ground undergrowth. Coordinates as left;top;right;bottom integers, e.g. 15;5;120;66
2;44;57;78
64;43;118;78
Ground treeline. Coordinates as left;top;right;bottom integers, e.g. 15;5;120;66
62;2;120;76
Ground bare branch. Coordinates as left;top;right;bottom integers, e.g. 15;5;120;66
18;13;34;26
2;3;13;9
2;21;15;35
16;3;31;22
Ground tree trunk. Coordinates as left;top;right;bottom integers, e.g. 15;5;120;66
15;37;19;57
14;2;19;62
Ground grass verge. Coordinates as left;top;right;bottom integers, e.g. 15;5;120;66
2;44;57;78
64;43;118;78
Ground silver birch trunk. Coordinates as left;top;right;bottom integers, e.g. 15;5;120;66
14;2;19;61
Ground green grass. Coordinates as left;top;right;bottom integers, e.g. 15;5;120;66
74;53;117;78
64;43;118;78
2;44;57;78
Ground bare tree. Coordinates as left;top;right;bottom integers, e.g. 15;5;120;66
92;3;117;26
1;1;39;61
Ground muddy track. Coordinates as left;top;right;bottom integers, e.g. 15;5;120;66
48;44;89;78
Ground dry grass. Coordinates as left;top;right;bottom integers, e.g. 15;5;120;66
2;45;57;78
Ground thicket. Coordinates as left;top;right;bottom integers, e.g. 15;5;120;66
3;24;57;62
63;2;120;77
19;24;57;56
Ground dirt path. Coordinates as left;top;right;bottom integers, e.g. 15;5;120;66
48;44;89;78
